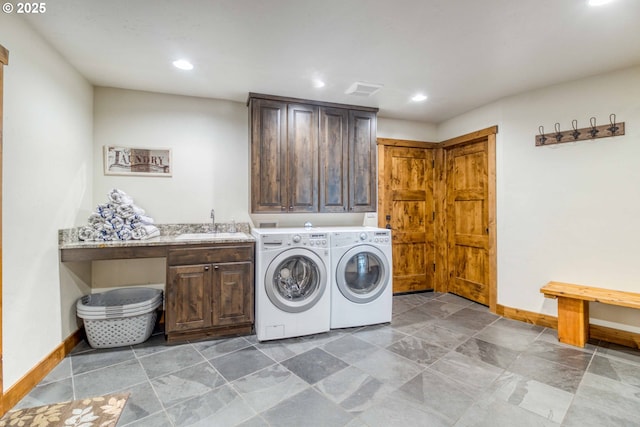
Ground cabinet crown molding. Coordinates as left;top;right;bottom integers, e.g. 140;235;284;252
247;93;379;113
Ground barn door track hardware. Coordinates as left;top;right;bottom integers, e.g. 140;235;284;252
536;114;625;146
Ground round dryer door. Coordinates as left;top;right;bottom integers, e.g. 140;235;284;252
336;245;390;304
265;248;327;313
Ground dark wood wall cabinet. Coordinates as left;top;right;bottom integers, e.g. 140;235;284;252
249;93;378;213
165;243;254;343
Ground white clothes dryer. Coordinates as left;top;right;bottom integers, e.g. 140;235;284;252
329;227;393;329
252;228;331;341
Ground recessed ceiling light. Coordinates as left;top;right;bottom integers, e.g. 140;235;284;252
313;79;326;88
172;59;194;70
411;93;428;102
588;0;614;6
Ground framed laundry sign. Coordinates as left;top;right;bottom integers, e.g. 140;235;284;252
104;146;172;177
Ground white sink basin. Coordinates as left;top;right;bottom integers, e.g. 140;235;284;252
175;232;247;241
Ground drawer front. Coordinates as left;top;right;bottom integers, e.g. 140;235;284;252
168;244;254;265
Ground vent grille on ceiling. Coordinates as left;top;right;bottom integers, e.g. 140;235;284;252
345;81;383;97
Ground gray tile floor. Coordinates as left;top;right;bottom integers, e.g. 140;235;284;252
13;292;640;426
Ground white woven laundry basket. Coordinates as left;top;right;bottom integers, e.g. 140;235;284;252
77;287;162;348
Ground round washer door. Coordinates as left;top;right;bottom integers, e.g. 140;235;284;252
335;245;390;304
265;248;327;313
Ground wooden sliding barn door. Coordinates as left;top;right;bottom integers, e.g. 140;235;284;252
0;43;9;414
442;128;497;310
378;139;437;293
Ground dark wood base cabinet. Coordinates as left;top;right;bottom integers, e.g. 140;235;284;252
165;244;254;343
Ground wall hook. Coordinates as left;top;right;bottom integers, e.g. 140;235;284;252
588;117;599;138
608;113;619;135
554;122;564;142
535;115;624;146
538;126;547;145
571;119;581;140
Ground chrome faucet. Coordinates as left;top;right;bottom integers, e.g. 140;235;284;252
210;209;216;233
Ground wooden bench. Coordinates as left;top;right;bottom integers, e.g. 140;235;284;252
540;281;640;348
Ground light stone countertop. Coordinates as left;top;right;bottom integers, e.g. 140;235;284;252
58;222;255;250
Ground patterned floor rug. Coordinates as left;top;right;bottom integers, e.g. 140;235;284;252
0;393;129;427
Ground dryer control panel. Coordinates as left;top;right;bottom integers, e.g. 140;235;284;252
332;230;391;247
261;232;328;249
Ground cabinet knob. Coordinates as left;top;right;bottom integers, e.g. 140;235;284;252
214;265;219;270
204;266;210;271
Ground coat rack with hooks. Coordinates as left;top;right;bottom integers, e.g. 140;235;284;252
536;114;625;146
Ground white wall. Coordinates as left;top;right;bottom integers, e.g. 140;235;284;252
1;15;94;388
92;88;251;290
438;66;640;332
93;87;250;224
378;117;437;142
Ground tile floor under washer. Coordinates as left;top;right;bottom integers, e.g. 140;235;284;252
14;292;640;426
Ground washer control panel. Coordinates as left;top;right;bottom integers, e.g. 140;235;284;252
307;233;329;248
261;232;328;249
372;230;391;244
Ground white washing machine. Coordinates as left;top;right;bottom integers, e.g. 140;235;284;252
252;228;331;341
329;226;393;329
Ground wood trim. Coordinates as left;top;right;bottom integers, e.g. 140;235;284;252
487;133;497;312
591;324;640;349
433;147;447;293
496;304;640;349
0;43;7;416
1;329;84;414
60;246;169;262
376;138;439;149
247;92;379;112
377;144;386;228
496;304;558;329
0;45;8;65
60;240;251;263
441;125;498;148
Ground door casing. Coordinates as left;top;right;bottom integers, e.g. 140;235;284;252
0;43;9;414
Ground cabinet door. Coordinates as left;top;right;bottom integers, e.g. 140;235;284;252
211;261;254;326
166;264;213;332
251;98;288;212
287;103;319;212
319;107;349;212
348;110;377;212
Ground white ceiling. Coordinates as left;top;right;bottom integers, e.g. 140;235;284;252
23;0;640;123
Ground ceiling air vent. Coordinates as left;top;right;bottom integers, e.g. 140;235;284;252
345;81;383;97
